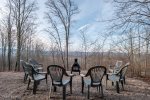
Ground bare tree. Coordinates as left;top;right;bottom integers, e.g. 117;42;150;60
106;0;150;76
8;0;37;71
79;26;89;69
145;27;150;76
7;0;13;70
0;27;7;71
0;0;17;71
45;17;66;67
45;0;78;69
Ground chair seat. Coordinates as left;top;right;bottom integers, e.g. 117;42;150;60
84;79;91;85
62;79;70;85
53;79;70;85
84;79;100;86
34;74;46;81
108;74;120;82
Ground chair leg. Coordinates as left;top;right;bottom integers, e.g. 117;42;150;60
27;79;31;90
71;70;72;74
116;81;119;93
54;86;57;92
24;74;26;83
124;77;126;84
46;74;48;84
37;80;40;85
63;85;66;100
81;77;84;93
106;74;108;89
97;87;99;92
24;74;28;83
97;85;100;92
26;74;28;81
101;85;104;97
99;85;101;93
112;82;114;86
49;82;52;99
121;81;124;90
87;85;90;99
33;81;37;94
70;77;72;94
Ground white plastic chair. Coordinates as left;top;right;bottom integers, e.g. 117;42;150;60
109;60;123;74
113;60;123;73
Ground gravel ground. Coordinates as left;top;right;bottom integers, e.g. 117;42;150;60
0;72;150;100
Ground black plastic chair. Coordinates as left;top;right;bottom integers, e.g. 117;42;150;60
47;65;74;100
81;66;106;99
106;62;129;93
24;63;47;94
20;60;29;83
29;58;43;71
71;58;80;74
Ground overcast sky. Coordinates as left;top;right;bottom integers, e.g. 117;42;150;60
37;0;115;51
0;0;115;51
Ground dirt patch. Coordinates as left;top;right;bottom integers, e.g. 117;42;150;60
0;72;150;100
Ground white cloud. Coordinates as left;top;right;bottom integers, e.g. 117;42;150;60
73;0;114;22
78;24;91;31
0;0;117;51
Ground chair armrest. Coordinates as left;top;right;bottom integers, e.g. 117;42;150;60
34;67;43;72
35;71;47;74
80;74;85;77
107;73;113;75
39;72;47;74
107;72;119;76
63;71;75;77
37;67;43;69
33;65;43;68
69;74;75;77
108;69;113;73
38;63;43;65
38;63;43;67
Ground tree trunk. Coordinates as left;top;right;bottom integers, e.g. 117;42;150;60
7;3;12;71
15;0;21;71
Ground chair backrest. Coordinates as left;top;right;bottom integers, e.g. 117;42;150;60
47;65;66;85
118;62;129;80
29;59;39;65
20;60;29;74
20;60;25;70
23;62;35;80
86;66;106;85
21;60;40;80
113;60;123;73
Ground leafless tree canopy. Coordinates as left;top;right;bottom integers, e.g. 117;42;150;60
0;0;150;77
107;0;150;76
45;0;78;69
